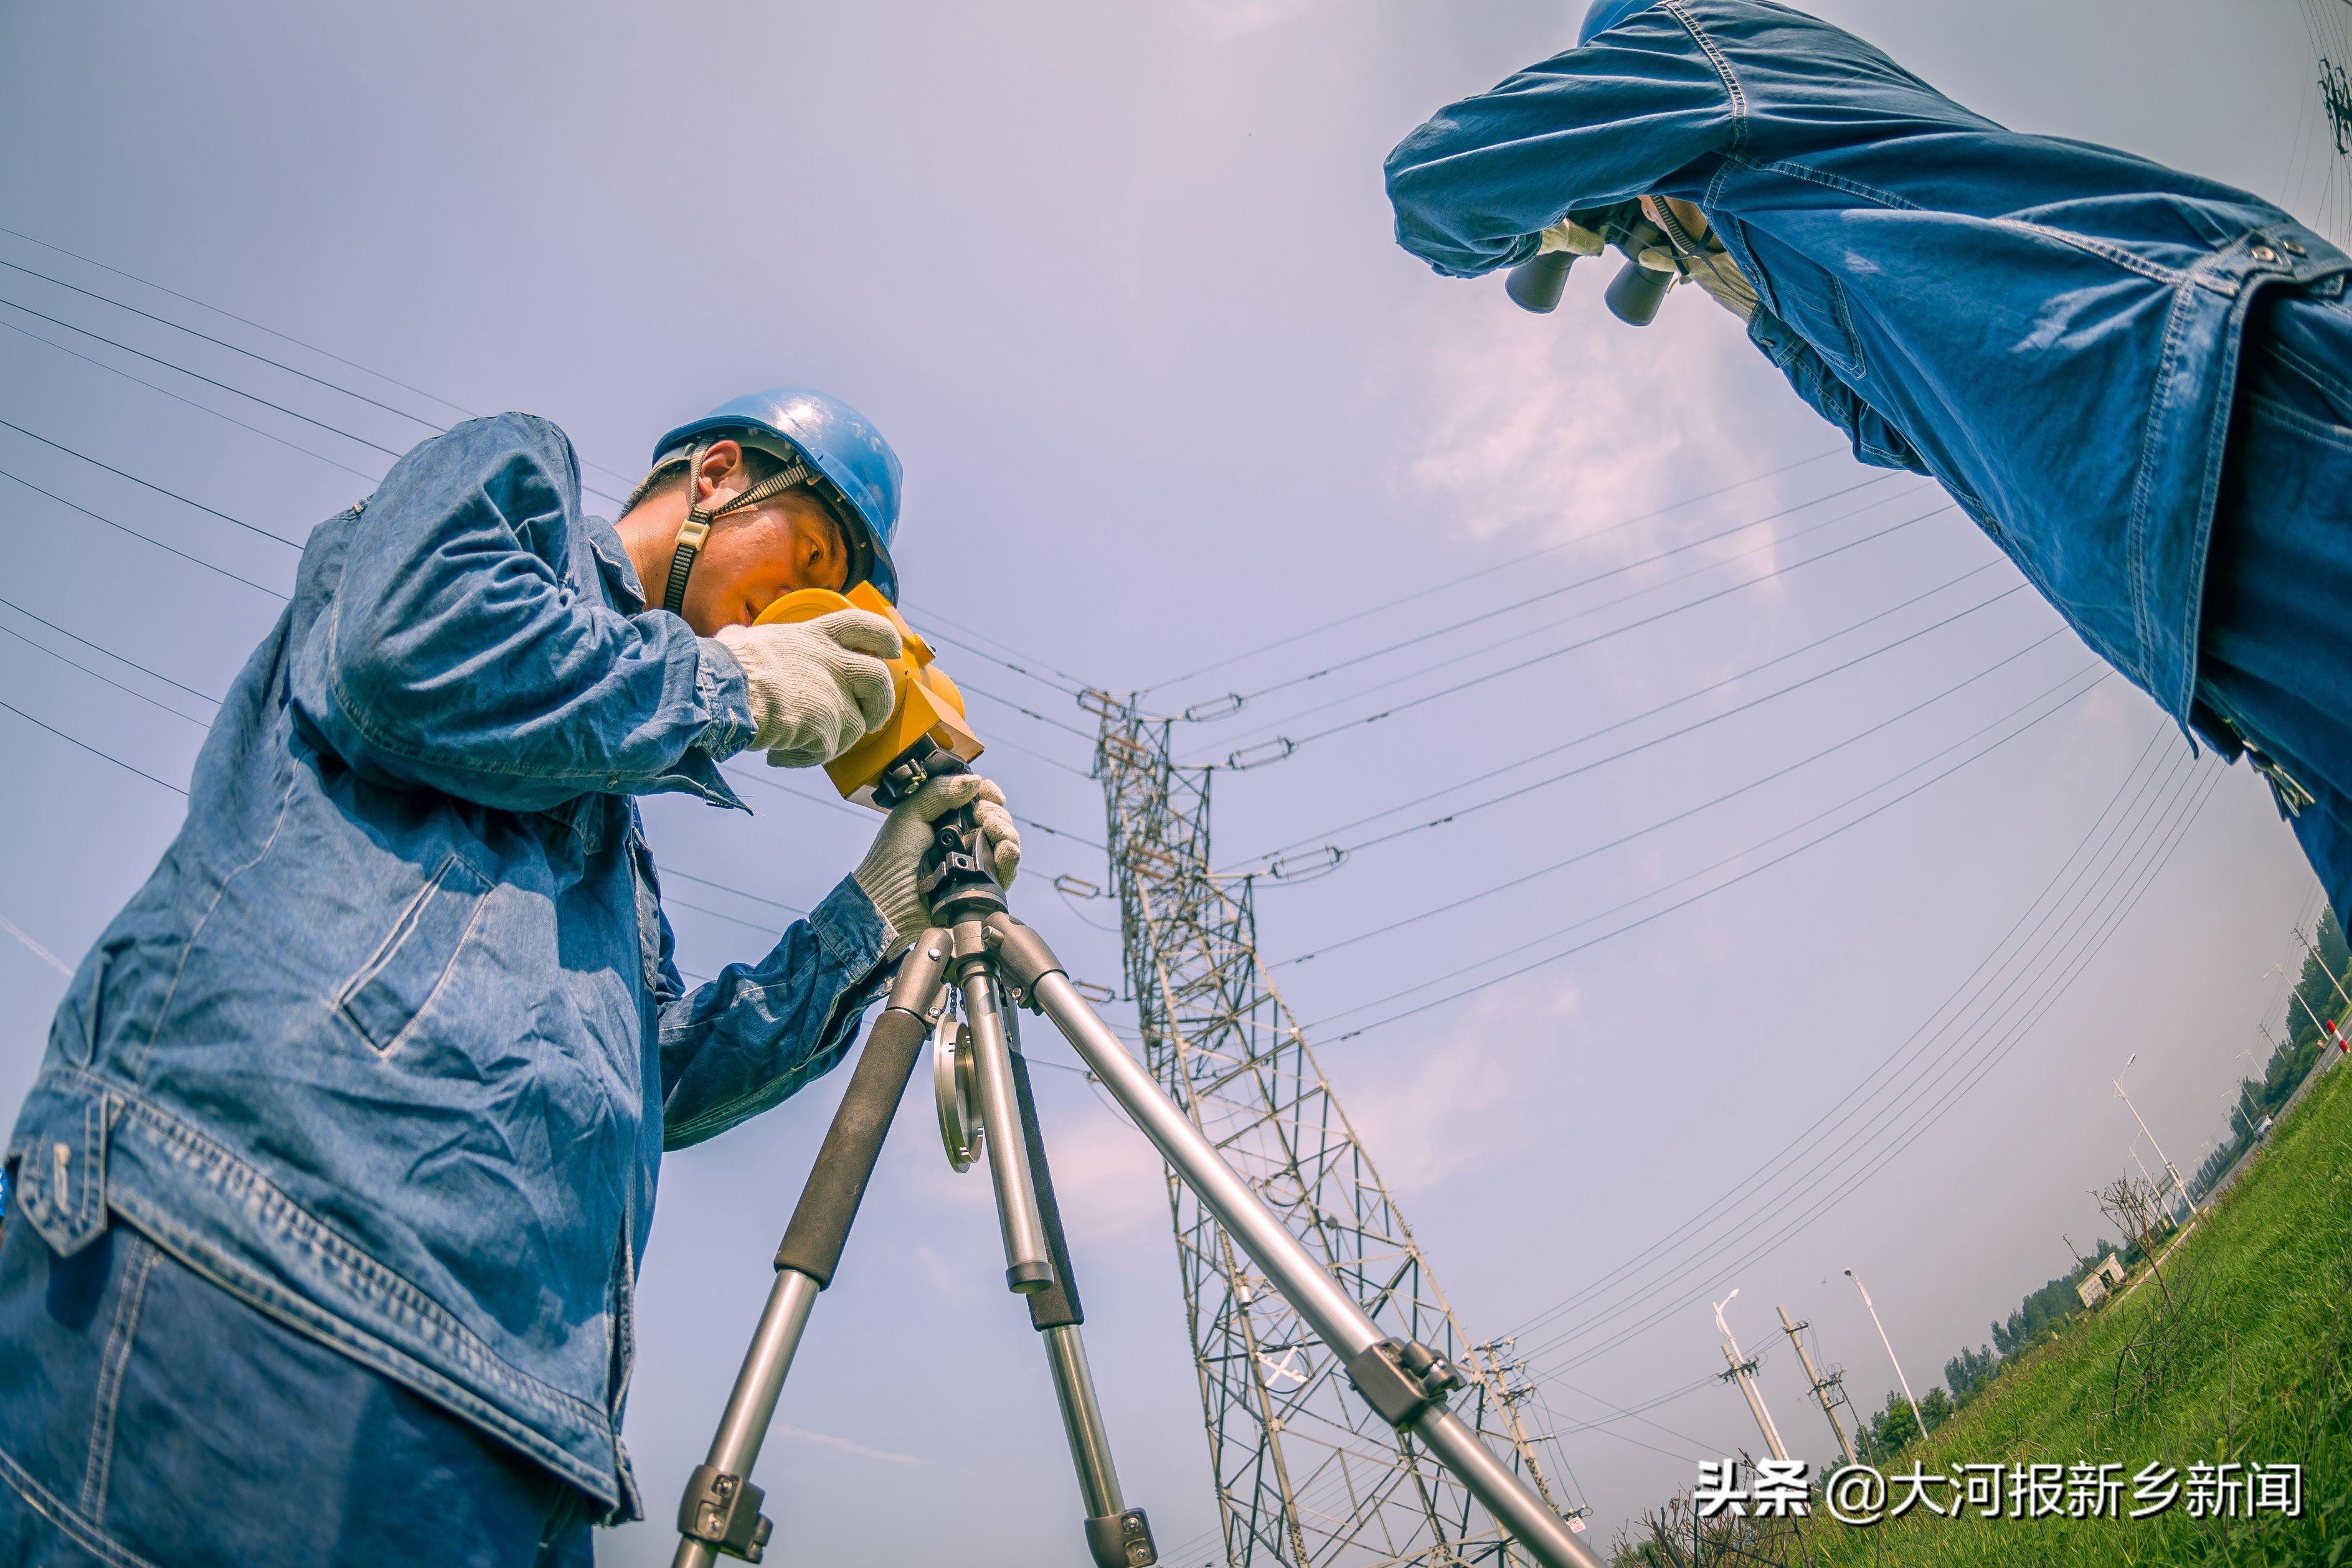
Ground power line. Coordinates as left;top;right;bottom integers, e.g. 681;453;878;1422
0;691;187;794
0;465;287;597
1508;740;2203;1369
1139;446;1848;694
1199;502;1961;768
904;600;1089;695
1265;580;2034;890
1528;765;2221;1379
1307;665;2110;1040
0;253;447;435
0;293;409;461
1277;618;2061;967
0;417;306;547
1493;719;2173;1353
1235;558;2009;867
0;620;211;725
0;314;384;483
0;222;643;491
0;593;225;704
1203;481;1939;760
1216;473;1908;709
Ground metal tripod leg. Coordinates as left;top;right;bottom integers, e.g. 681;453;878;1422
671;935;952;1568
985;913;1603;1568
954;919;1157;1567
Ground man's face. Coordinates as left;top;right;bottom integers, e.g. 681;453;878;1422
679;486;853;634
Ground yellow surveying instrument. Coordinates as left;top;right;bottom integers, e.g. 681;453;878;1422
670;600;1601;1568
750;580;985;808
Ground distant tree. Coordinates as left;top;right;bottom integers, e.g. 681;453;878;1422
1944;1343;1999;1403
1857;1389;1921;1463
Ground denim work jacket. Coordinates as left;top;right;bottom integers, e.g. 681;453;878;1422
1385;0;2351;727
3;415;891;1516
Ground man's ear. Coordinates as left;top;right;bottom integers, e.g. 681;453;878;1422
694;438;747;506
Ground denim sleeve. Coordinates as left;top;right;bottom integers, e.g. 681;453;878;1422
293;414;756;813
655;876;894;1149
1748;309;1929;475
1383;9;1737;278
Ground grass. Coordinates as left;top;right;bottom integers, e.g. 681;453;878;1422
1799;1056;2352;1567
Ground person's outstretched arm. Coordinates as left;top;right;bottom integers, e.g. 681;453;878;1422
1384;11;1738;278
292;413;753;813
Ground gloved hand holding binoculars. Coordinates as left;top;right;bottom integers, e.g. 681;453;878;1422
1506;195;1755;325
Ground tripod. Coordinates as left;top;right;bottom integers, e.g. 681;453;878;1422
671;782;1601;1568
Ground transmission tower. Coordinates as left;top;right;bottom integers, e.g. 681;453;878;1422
1090;694;1577;1566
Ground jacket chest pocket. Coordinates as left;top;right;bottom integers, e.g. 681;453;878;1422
1741;232;1869;383
338;852;494;1052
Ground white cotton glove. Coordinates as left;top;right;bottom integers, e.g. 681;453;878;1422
711;609;902;768
1683;247;1760;323
1536;216;1607;257
851;773;1022;948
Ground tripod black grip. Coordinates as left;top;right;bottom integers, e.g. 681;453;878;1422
773;1006;932;1287
1007;1042;1086;1333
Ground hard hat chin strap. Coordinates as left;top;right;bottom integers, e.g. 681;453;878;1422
660;441;821;617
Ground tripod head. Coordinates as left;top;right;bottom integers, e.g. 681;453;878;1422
750;581;986;809
912;750;1011;923
1502;199;1682;326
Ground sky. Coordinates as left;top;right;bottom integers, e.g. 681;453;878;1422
2;0;2350;1560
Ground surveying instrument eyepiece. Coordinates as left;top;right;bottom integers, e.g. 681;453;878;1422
670;615;1602;1567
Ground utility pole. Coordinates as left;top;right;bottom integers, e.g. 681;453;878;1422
1777;1305;1856;1467
2290;923;2352;1013
1843;1268;1924;1442
2269;963;2340;1046
1711;1290;1789;1462
2125;1137;2176;1220
1093;698;1569;1566
2113;1053;2198;1216
2231;1047;2264;1135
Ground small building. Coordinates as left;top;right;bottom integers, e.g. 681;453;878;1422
2074;1255;2128;1311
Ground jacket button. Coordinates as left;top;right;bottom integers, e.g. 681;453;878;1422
2250;245;2279;263
2282;239;2307;257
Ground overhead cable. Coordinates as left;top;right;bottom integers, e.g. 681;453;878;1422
1306;666;2110;1040
1235;557;2007;867
1138;446;1848;695
1277;617;2061;965
1260;579;2033;887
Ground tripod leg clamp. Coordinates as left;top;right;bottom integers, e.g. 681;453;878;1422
1084;1508;1158;1567
1344;1339;1466;1432
679;1465;773;1562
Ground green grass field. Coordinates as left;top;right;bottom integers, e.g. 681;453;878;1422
1799;1056;2352;1566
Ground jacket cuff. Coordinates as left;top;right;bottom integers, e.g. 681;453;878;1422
811;873;895;977
692;636;757;760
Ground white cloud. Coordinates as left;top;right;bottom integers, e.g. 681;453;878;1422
1334;987;1570;1193
1391;281;1777;562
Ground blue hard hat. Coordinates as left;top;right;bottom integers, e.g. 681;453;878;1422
653;387;904;603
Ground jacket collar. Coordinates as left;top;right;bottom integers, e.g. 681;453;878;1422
584;516;646;613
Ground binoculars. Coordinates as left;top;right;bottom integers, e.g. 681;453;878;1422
1503;201;1680;326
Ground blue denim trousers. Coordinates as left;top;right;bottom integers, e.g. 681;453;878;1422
0;1217;596;1567
2195;276;2352;933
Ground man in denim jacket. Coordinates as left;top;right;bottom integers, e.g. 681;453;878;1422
1387;0;2352;925
0;390;1019;1565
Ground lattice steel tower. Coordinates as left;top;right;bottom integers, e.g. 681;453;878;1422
1090;694;1575;1566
